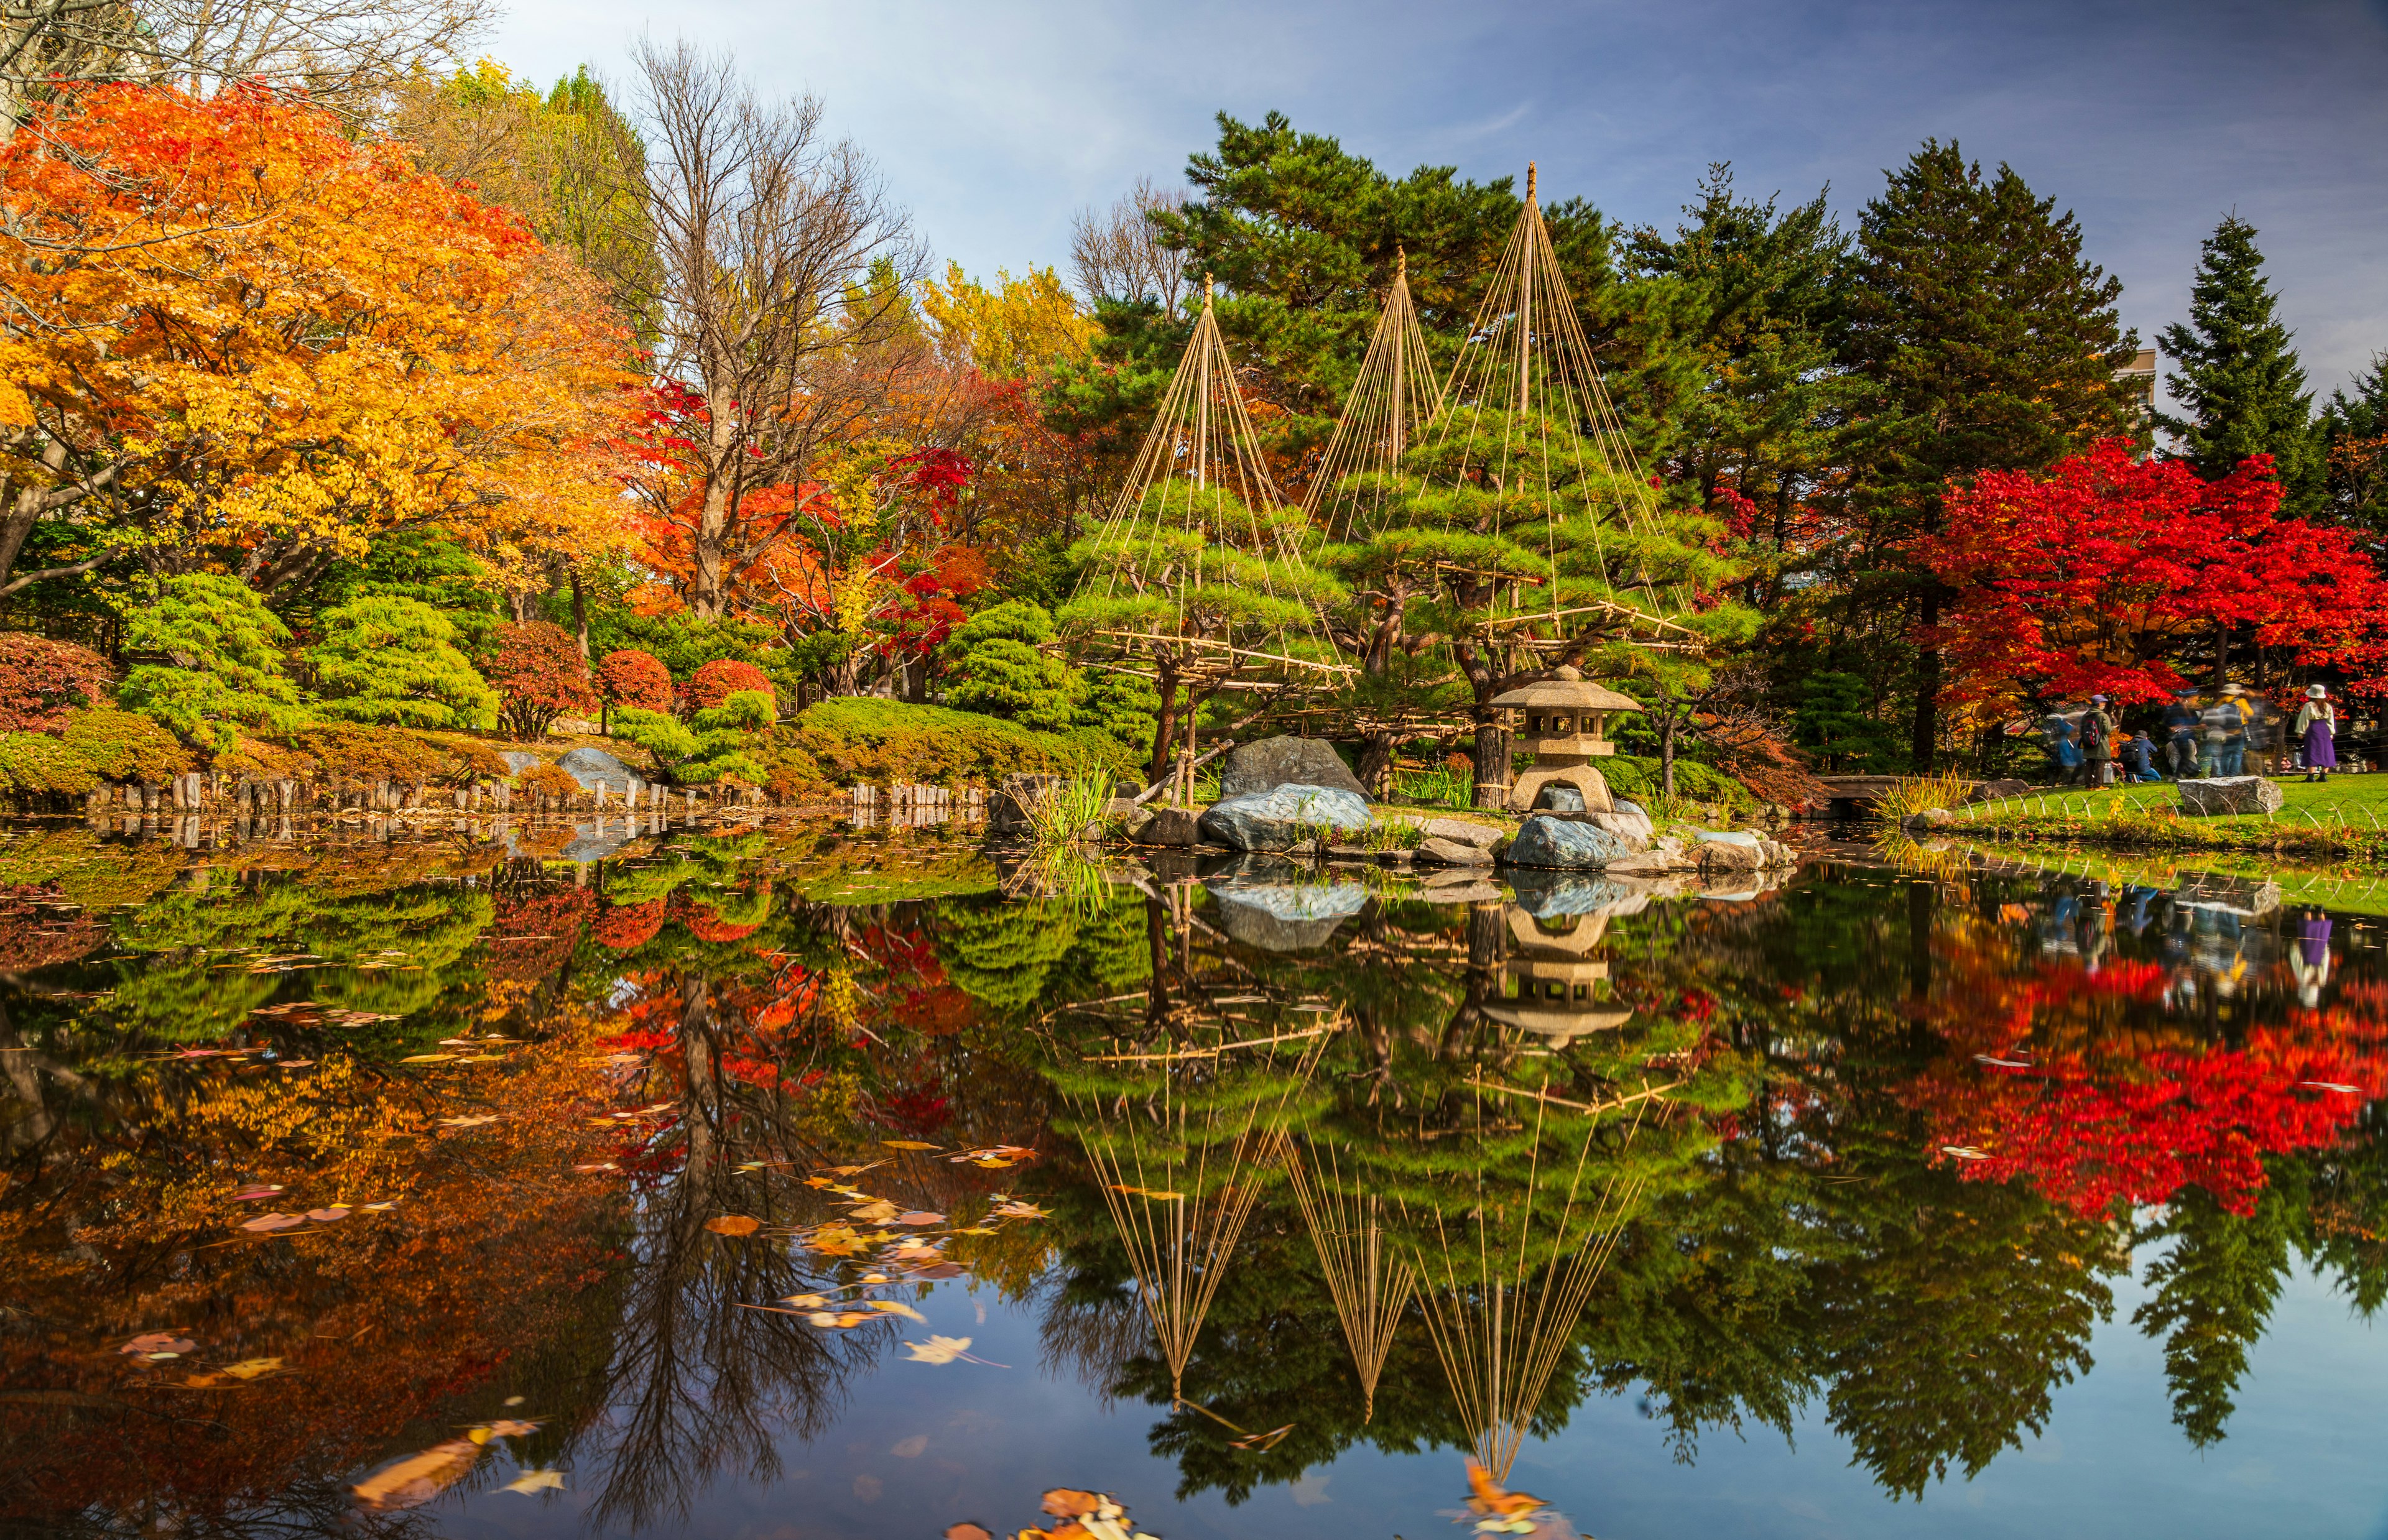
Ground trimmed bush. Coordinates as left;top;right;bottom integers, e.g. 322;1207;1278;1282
513;763;584;800
277;723;460;789
614;689;773;786
0;708;190;800
596;648;673;713
942;601;1082;732
783;697;1132;788
307;596;497;729
685;658;776;712
484;622;597;740
0;634;111;733
117;574;307;744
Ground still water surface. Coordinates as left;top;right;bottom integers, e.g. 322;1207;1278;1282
4;816;2387;1539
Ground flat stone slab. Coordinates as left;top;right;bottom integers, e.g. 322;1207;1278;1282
2178;776;2284;817
1415;836;1496;867
1197;784;1372;852
557;746;643;795
1417;817;1504;849
1218;736;1369;800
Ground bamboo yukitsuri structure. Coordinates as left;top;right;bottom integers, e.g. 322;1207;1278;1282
1330;165;1750;808
1058;277;1353;798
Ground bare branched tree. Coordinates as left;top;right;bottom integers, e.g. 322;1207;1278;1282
622;39;923;619
1068;175;1186;313
1;0;494;127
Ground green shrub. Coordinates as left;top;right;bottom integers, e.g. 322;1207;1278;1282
1597;754;1759;817
784;697;1132;787
614;689;774;786
0;708;191;799
942;601;1084;733
1079;666;1159;757
308;596;497;729
117;574;308;745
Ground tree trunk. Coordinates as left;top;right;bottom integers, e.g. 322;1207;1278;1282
1909;586;1941;772
1356;732;1396;798
1147;665;1182;784
1470;711;1510;809
1660;711;1678;801
570;568;591;660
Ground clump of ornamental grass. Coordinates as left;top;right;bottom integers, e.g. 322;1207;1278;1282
1022;769;1117;855
1871;770;1974;823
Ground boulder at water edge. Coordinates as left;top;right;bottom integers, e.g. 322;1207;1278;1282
1498;813;1646;870
1206;869;1371;951
1131;806;1201;847
1217;737;1370;800
557;747;643;796
988;773;1063;834
1196;784;1373;852
2177;776;2285;817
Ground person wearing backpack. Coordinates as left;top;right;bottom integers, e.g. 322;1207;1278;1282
2081;695;2118;786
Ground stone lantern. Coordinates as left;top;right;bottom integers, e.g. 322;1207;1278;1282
1487;665;1642;814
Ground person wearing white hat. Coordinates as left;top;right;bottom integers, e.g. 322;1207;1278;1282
2295;685;2338;783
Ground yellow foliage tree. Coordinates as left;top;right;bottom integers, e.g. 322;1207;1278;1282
919;261;1095;381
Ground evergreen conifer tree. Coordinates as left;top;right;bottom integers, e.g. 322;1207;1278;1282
1843;141;2140;768
2320;351;2388;539
2156;216;2322;512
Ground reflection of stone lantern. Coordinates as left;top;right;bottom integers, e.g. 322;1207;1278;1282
1488;665;1643;814
1480;904;1634;1049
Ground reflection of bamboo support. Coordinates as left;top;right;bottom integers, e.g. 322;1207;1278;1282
1285;1136;1414;1422
1409;1086;1655;1480
1074;1042;1323;1404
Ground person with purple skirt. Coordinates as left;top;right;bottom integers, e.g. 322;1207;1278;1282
2296;684;2338;783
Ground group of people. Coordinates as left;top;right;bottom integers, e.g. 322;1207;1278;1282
2038;684;2347;785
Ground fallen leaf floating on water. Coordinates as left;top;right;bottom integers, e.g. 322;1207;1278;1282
1108;1185;1183;1201
950;1145;1039;1166
504;1469;566;1494
904;1335;974;1363
807;1311;875;1329
240;1212;307;1233
851;1200;902;1223
867;1299;927;1322
943;1524;994;1540
470;1419;542;1442
1042;1491;1101;1519
2303;1081;2364;1094
705;1215;762;1237
991;1201;1048;1220
1973;1054;2033;1069
230;1185;283;1202
399;1054;455;1065
1940;1146;1989;1161
881;1140;940;1151
305;1207;351;1223
438;1114;502;1128
353;1439;480;1512
573;1163;619;1173
119;1333;195;1357
782;1294;830;1309
894;1211;945;1227
221;1358;283;1380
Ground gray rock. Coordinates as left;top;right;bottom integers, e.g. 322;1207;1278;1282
1900;807;1955;829
2178;776;2284;817
1584;808;1654;845
1218;736;1369;800
500;750;543;775
1698;839;1764;872
1196;784;1372;852
1416;836;1496;867
1499;813;1644;870
1205;870;1369;951
557;747;643;796
1530;783;1587;813
1116;805;1155;841
1602;837;1691;875
1967;778;2032;804
1615;798;1648;820
1418;817;1504;849
1507;870;1637;918
1132;806;1201;847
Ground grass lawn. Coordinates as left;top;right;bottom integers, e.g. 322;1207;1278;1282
1944;772;2388;863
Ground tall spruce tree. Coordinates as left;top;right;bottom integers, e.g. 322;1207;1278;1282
1843;141;2140;768
2156;216;2323;513
2320;351;2388;540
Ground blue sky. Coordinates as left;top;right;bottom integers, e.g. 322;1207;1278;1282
488;0;2388;400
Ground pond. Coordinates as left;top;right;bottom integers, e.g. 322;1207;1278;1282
4;814;2386;1540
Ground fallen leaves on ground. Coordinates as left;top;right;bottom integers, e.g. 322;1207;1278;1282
705;1215;762;1237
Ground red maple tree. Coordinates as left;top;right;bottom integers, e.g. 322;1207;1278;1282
1919;440;2388;705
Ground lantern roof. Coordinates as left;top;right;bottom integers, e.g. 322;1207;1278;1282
1488;665;1642;713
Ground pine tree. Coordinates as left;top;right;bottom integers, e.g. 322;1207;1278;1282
1843;141;2141;769
2320;350;2388;540
2157;216;2323;513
